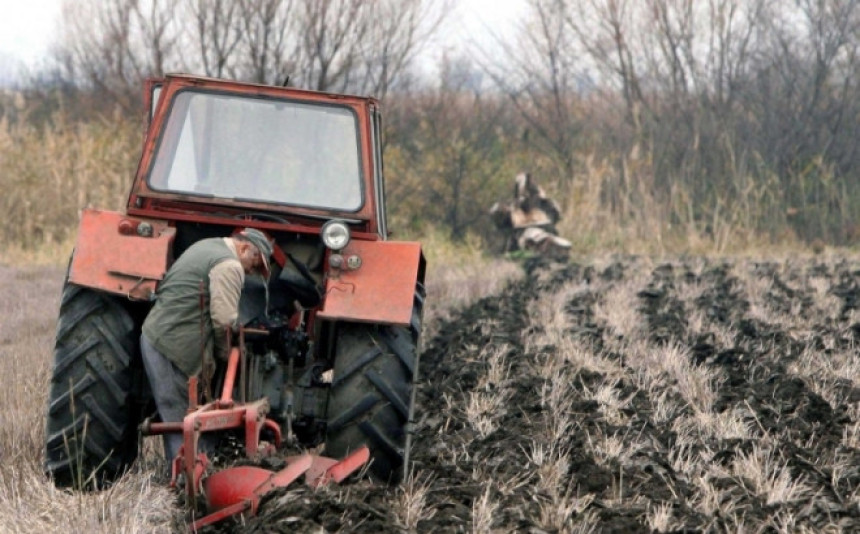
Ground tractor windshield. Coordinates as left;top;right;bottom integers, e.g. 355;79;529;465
147;90;363;211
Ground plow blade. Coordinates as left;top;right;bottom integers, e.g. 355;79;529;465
190;446;370;531
204;455;313;513
288;445;371;488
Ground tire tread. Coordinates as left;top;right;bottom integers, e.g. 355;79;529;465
44;282;139;489
325;287;424;482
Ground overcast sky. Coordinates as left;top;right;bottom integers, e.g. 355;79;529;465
0;0;60;68
0;0;525;83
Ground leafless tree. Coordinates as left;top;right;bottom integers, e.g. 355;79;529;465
568;0;643;133
353;0;448;99
746;0;860;239
288;0;444;97
57;0;182;112
481;0;585;184
56;0;445;104
137;0;180;77
186;0;243;78
292;0;368;91
235;0;294;84
484;0;860;241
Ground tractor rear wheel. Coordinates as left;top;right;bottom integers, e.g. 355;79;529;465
44;282;139;488
325;290;423;482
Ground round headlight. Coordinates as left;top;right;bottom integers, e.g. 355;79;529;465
322;220;350;250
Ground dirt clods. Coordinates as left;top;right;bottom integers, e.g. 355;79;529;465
223;256;860;532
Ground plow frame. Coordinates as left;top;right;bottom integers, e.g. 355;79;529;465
139;325;369;530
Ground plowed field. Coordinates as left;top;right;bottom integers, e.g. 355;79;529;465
238;256;860;532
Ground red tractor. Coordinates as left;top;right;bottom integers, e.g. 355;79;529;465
44;75;425;525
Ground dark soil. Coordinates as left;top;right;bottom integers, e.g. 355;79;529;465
205;256;860;532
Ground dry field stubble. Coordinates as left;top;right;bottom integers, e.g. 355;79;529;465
0;266;177;533
5;252;860;532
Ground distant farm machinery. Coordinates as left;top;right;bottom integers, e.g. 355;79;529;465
490;172;571;258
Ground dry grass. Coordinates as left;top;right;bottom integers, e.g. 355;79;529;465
463;345;513;439
419;230;522;337
730;446;814;505
394;473;436;531
470;486;498;533
0;115;137;264
0;266;178;533
0;105;826;267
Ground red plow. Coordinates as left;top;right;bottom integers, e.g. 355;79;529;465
140;332;370;531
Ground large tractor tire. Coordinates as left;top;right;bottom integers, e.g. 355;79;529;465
44;282;139;489
325;289;424;482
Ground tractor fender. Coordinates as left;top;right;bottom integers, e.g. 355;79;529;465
318;240;425;326
68;208;175;301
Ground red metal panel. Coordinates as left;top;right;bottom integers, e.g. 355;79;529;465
318;240;422;326
69;208;175;300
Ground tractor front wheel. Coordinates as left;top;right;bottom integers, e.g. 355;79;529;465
44;282;139;488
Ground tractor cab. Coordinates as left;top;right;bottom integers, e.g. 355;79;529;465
132;75;387;237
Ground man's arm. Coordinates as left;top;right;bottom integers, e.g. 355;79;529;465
209;259;245;360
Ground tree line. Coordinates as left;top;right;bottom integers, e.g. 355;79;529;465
5;0;860;252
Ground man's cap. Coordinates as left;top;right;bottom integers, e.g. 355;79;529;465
238;228;274;275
